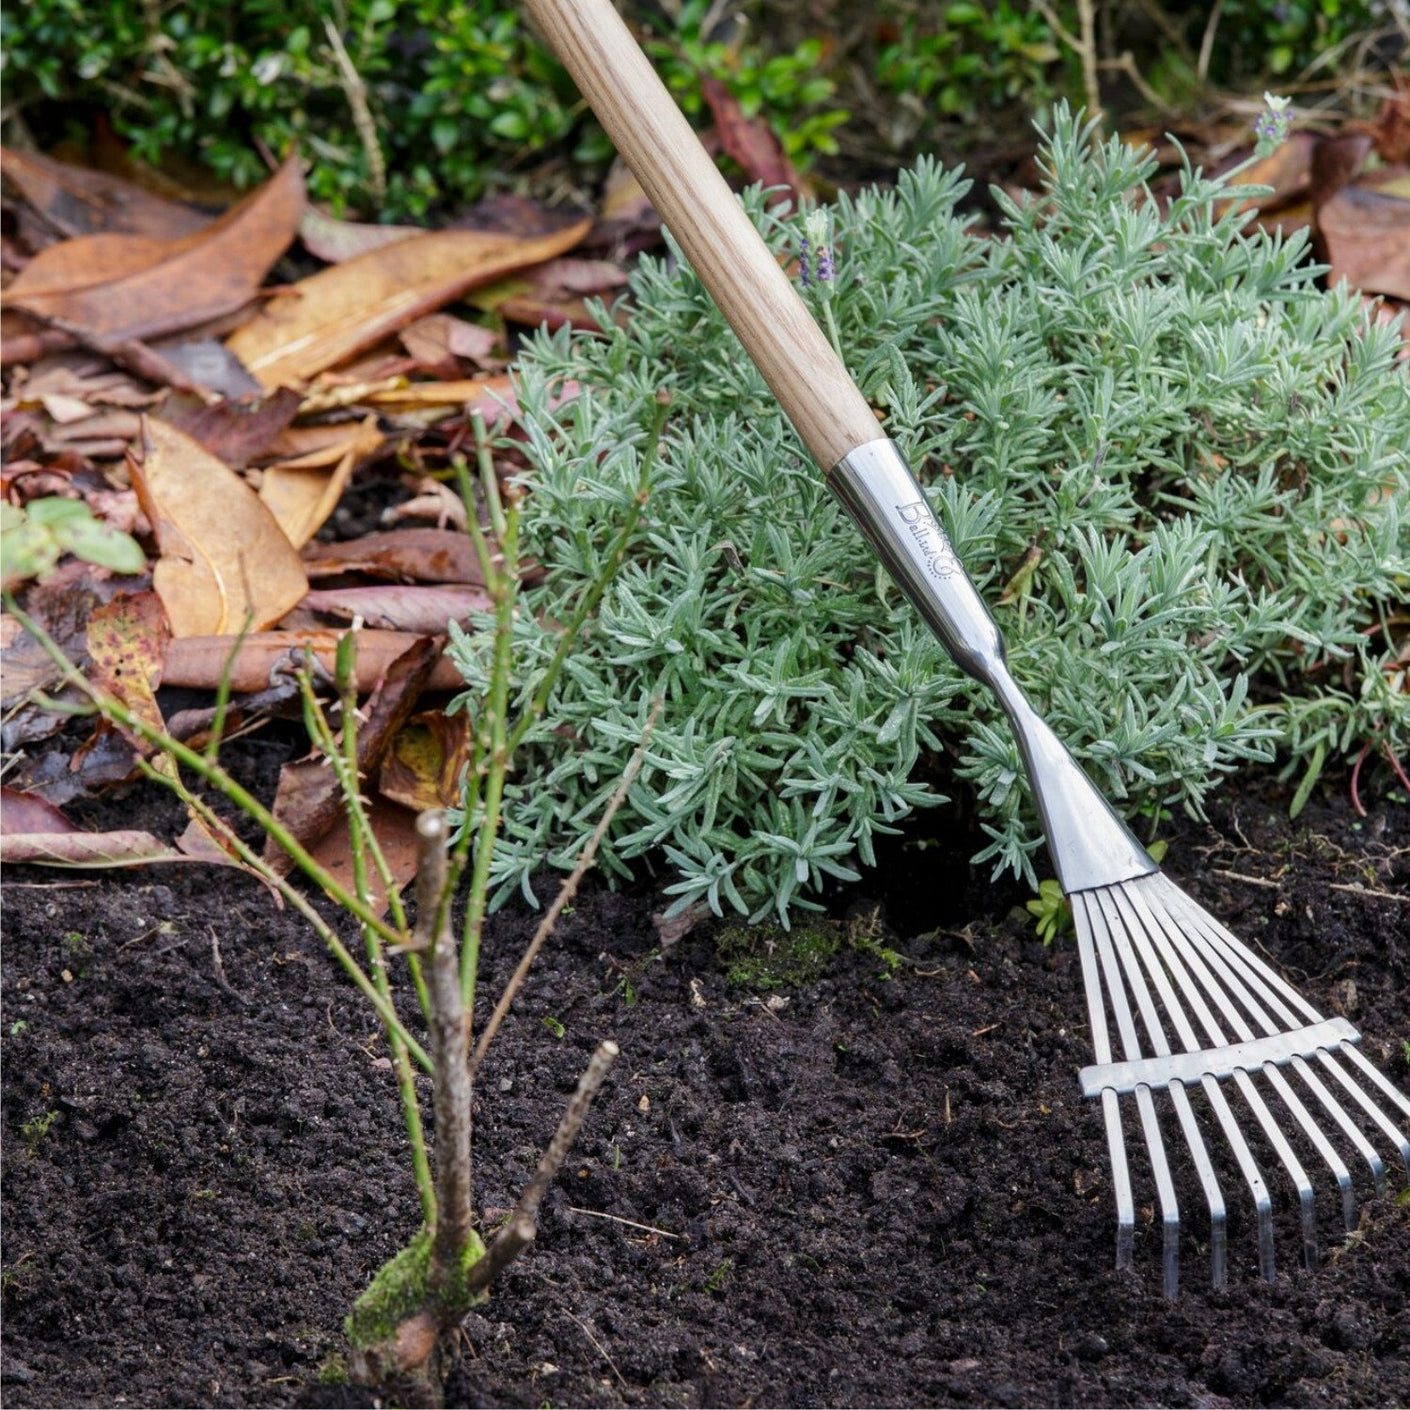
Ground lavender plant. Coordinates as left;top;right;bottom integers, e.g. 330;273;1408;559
449;105;1409;923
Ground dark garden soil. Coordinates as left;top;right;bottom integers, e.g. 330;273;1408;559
3;749;1409;1409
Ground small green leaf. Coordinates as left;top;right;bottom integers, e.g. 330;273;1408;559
1288;741;1325;821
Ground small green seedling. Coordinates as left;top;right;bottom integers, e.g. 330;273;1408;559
1026;879;1073;946
19;1110;59;1155
1;499;145;589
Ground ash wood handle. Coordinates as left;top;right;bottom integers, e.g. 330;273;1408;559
524;0;880;469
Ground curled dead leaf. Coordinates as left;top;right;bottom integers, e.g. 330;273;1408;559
379;709;472;812
162;629;465;694
259;414;383;548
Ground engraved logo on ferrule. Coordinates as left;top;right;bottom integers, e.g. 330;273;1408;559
895;500;960;579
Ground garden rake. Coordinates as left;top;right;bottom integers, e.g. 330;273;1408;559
525;0;1410;1297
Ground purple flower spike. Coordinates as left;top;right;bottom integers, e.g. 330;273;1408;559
1253;93;1292;158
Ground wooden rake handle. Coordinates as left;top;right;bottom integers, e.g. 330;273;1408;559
524;0;880;469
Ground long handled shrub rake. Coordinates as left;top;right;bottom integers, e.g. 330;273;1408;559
525;0;1410;1297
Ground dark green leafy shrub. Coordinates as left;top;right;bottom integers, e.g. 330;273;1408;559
449;108;1409;923
1;0;845;218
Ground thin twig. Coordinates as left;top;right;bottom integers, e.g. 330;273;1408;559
565;1312;625;1386
1099;52;1180;117
1328;883;1410;906
323;17;386;200
1034;0;1101;120
469;700;661;1079
1211;868;1281;890
209;927;247;1005
1197;0;1225;84
466;1039;620;1294
565;1207;684;1240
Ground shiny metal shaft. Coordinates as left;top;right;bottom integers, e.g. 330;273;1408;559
827;437;1156;896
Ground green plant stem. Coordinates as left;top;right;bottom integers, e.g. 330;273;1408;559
298;662;432;1023
331;655;436;1225
459;490;519;1013
204;614;253;764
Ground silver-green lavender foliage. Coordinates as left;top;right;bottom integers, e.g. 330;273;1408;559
449;107;1409;923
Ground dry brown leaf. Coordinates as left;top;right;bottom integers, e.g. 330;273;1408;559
379;710;472;812
6;159;305;345
263;634;442;874
1317;186;1410;301
306;796;422;918
469;256;630;332
1216;132;1315;216
85;590;169;752
300;527;483;584
299;584;492;632
361;376;517;411
0;828;189;867
1;785;77;835
299;207;422;263
700;75;811;207
159;387;304;468
399;313;501;369
128;417;308;637
259;414;383;548
225;217;592;388
0;146;213;241
162;629;465;693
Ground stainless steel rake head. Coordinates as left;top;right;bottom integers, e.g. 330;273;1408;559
526;0;1410;1299
1074;873;1410;1299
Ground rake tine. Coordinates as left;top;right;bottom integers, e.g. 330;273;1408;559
1081;893;1181;1298
1119;882;1278;1278
1289;1055;1388;1201
1105;887;1228;1286
1129;884;1319;1269
1317;1048;1410;1181
1163;884;1403;1221
1262;1065;1357;1231
1075;910;1137;1271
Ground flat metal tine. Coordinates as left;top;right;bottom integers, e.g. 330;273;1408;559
1074;898;1136;1271
1231;1067;1319;1270
1153;878;1324;1026
1081;893;1181;1298
1319;1048;1410;1180
1101;888;1226;1289
1200;1073;1273;1281
1262;1064;1356;1231
1152;877;1410;1191
1127;884;1319;1269
1166;888;1386;1223
1119;881;1277;1277
1339;1044;1410;1123
1121;880;1280;1277
1290;1055;1387;1200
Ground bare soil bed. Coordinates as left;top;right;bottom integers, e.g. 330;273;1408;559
2;752;1408;1408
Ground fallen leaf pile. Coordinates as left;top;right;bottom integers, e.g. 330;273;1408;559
1;144;651;888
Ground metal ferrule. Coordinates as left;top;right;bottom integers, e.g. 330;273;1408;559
827;437;1158;895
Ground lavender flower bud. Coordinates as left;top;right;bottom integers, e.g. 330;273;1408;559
1253;93;1292;159
804;210;834;285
